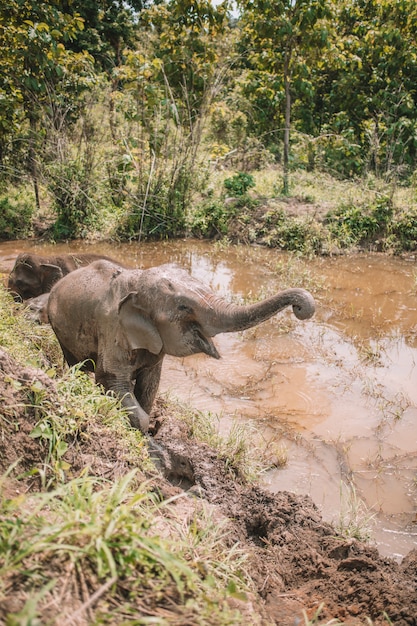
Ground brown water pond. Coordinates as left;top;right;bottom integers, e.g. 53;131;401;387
1;238;416;559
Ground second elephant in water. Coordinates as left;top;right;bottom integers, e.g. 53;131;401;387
8;251;120;300
48;259;316;433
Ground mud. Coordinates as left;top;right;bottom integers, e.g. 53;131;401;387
1;239;417;560
1;348;417;624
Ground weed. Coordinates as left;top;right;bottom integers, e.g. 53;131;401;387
269;254;325;293
335;481;376;542
389;206;417;251
302;602;342;625
0;285;61;370
190;199;237;237
325;197;393;249
164;396;273;481
0;469;249;625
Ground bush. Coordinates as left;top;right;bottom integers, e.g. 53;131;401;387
47;160;100;240
189;199;236;238
224;172;255;197
390;208;417;251
0;188;35;240
260;209;325;254
325;197;393;248
116;184;188;241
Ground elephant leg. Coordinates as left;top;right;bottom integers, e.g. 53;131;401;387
133;360;163;415
95;368;150;434
119;391;150;433
59;343;84;368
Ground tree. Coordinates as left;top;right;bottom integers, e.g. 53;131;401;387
142;0;230;120
314;0;417;178
0;1;93;206
110;0;232;239
61;0;148;71
237;0;330;192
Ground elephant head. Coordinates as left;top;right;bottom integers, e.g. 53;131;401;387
23;293;50;324
117;264;316;360
48;260;316;434
8;252;121;300
8;253;64;300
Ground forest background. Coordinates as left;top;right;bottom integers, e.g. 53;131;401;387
2;0;417;253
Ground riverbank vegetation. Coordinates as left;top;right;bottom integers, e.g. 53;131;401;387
2;283;416;625
0;284;263;624
2;0;417;254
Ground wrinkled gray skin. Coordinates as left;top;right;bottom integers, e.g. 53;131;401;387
8;252;120;301
24;293;50;324
48;259;316;434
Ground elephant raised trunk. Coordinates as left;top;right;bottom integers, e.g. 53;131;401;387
48;259;316;434
200;288;316;337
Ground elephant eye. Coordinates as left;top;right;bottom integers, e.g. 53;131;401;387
178;303;193;314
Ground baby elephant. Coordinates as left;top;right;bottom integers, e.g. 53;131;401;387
8;251;120;300
23;293;50;324
48;259;315;434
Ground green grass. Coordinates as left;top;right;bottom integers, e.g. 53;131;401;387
0;471;249;625
163;394;284;481
335;481;376;542
0;286;257;625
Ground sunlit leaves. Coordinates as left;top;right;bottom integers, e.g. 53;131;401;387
140;0;230;116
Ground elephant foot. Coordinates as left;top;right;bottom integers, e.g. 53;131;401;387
121;393;150;433
128;409;150;433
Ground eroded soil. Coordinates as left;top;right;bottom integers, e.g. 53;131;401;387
1;348;416;625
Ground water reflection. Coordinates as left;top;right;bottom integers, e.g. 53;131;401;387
1;239;416;558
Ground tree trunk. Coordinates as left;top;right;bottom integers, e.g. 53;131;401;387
29;116;41;211
283;50;291;196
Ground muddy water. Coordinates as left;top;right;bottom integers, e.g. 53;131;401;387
1;239;417;558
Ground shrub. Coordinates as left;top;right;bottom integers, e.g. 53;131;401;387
390;207;417;251
223;172;255;197
47;160;100;240
260;209;325;254
325;197;393;248
189;199;236;238
116;183;188;241
0;188;35;240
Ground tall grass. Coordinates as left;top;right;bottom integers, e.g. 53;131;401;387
0;285;256;625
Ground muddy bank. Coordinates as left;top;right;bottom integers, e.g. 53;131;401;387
1;348;416;625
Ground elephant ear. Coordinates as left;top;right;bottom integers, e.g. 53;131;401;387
118;292;163;354
40;263;64;290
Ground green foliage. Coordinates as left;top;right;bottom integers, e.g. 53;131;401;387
389;207;417;251
0;284;61;373
315;125;365;179
325;197;393;248
3;0;417;240
0;188;35;240
62;0;146;72
224;172;255;196
190;199;236;237
141;0;229;119
115;174;189;240
47;160;100;240
0;470;247;624
260;208;325;254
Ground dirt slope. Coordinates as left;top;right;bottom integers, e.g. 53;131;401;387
1;348;416;625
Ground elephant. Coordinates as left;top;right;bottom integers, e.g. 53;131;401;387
23;293;50;324
48;259;316;434
8;251;121;301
